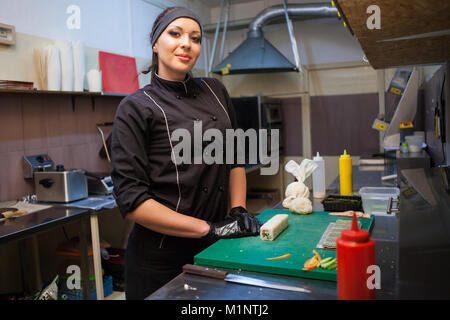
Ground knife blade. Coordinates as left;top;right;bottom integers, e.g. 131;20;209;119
182;264;311;293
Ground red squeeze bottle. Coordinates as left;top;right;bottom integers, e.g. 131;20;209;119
336;212;375;300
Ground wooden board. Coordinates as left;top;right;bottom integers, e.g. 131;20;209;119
194;209;374;282
334;0;450;69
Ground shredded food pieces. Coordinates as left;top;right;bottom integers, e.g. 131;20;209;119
266;253;292;260
302;250;322;271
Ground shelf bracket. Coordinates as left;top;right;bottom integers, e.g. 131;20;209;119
91;95;96;112
71;95;76;112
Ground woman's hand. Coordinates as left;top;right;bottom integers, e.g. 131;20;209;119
202;206;262;241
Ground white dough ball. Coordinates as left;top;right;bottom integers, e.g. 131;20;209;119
285;181;310;199
289;197;313;215
282;195;296;209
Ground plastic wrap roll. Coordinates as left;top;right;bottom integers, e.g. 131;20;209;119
45;45;61;91
56;41;74;91
72;41;85;91
33;48;47;90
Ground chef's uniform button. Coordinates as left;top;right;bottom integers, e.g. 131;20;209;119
176;95;181;99
211;116;217;121
202;186;208;193
219;186;224;192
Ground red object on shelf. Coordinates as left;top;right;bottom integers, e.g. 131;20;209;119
336;212;376;300
99;51;139;94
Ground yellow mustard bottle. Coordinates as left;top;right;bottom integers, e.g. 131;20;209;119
339;150;353;196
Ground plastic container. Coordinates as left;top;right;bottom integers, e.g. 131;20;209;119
400;142;409;153
359;187;400;215
337;212;375;300
405;135;423;152
339;150;353;196
312;152;326;198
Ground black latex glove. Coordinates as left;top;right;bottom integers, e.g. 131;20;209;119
229;206;262;234
203;207;262;242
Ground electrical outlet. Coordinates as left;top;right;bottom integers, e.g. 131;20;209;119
0;23;15;45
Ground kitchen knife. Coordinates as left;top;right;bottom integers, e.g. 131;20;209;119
182;264;311;293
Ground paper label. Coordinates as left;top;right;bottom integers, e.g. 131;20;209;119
390;87;402;95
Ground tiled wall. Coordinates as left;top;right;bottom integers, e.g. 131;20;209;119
280;97;303;157
0;92;122;202
310;93;380;156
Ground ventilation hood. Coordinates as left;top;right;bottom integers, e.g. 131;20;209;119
212;31;297;74
211;3;338;75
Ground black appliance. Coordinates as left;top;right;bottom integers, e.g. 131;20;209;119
231;96;283;167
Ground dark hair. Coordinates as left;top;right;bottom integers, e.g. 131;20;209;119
142;6;192;83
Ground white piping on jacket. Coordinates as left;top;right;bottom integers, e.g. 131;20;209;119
143;90;182;249
201;79;232;126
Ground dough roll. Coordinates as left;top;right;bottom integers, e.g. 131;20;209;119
260;214;289;241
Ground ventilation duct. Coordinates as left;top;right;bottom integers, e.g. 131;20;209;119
211;3;338;75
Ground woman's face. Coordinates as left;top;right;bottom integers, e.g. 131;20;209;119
153;17;202;81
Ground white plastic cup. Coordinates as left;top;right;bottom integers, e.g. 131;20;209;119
87;70;102;92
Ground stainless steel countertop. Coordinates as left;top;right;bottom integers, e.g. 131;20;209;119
327;161;398;192
0;205;87;245
0;195;117;245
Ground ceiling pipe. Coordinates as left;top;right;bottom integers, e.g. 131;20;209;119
248;3;338;37
204;3;338;34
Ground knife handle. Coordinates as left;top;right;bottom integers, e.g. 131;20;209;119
183;264;228;280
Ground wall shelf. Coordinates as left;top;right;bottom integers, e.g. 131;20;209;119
0;88;129;97
0;89;128;112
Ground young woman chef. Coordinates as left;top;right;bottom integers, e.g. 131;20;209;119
110;7;262;300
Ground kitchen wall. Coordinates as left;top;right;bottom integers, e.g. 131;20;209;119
0;93;120;201
206;1;441;193
0;0;211;89
209;0;364;68
208;0;384;190
0;92;122;294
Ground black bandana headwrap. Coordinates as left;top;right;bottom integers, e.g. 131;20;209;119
150;7;203;47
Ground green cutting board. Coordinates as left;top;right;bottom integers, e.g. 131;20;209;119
195;209;374;281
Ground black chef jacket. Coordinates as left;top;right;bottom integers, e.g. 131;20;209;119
110;73;244;223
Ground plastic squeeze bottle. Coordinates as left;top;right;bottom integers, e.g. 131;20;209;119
336;212;376;300
339;150;352;196
312;152;326;199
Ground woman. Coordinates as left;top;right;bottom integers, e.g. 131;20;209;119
110;7;262;300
